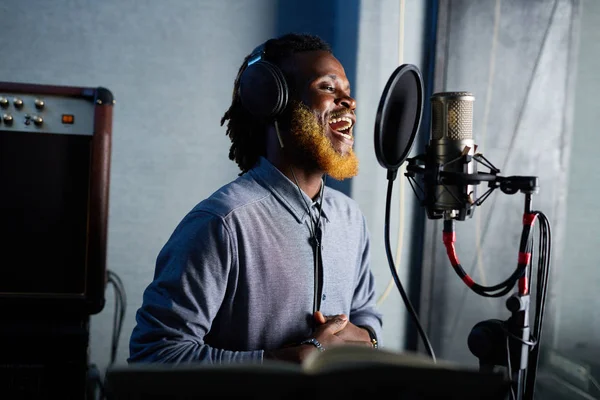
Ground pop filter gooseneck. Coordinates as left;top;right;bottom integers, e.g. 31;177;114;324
374;64;436;362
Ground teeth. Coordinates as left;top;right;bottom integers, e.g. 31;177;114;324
340;132;352;140
329;116;353;125
328;116;354;133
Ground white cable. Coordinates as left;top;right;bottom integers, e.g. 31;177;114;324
377;0;406;306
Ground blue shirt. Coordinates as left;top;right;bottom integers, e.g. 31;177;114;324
129;157;382;364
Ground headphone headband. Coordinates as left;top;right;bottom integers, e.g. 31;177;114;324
247;43;265;67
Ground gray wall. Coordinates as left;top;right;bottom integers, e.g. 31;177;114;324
0;0;429;374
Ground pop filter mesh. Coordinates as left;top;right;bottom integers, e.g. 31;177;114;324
375;65;423;171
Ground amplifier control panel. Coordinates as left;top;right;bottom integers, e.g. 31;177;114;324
0;93;94;136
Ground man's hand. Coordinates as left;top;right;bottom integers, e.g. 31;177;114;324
263;314;349;364
314;311;372;346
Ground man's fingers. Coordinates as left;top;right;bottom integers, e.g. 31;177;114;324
322;314;348;334
315;312;346;324
313;311;327;325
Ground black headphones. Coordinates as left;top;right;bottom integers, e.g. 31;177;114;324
238;41;289;120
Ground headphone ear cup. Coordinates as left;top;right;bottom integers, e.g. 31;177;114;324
238;60;288;119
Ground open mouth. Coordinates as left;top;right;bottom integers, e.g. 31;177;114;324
328;115;354;140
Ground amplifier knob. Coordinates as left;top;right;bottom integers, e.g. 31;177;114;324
32;115;43;126
0;97;8;108
13;98;23;109
34;99;45;110
3;114;13;125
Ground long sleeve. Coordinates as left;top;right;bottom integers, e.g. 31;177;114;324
128;159;382;363
128;210;263;364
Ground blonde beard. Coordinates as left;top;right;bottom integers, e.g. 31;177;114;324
289;102;359;181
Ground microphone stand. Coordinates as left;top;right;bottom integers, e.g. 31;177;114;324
468;179;538;400
405;153;549;400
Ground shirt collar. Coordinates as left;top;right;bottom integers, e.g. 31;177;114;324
249;157;329;224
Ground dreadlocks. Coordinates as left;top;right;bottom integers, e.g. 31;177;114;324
220;33;332;174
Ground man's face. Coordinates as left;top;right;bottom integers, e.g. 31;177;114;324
282;50;359;180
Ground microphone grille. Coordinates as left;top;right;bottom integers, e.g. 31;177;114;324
431;92;474;140
448;98;473;140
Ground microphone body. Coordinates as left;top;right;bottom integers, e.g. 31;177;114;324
425;92;477;221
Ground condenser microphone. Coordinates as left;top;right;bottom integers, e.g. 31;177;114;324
424;92;477;221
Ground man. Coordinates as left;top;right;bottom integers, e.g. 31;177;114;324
129;33;382;364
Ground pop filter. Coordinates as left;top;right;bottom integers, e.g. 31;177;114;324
374;64;424;175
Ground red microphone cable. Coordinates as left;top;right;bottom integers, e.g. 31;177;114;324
442;215;536;298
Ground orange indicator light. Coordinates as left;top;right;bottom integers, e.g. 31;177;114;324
62;114;75;124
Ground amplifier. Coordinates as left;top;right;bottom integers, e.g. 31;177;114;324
0;82;114;316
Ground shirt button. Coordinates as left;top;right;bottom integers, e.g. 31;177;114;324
322;294;326;301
